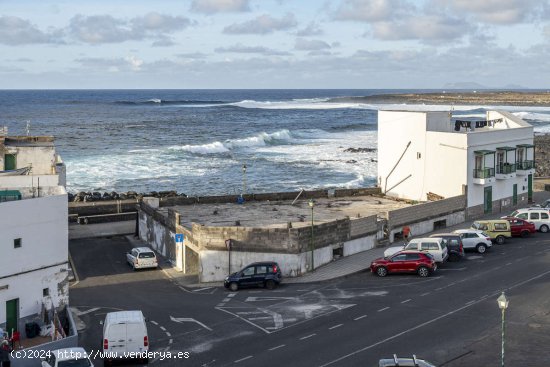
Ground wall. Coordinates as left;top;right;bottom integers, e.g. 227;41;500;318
388;195;466;228
390;212;465;242
69;199;139;216
4;145;56;175
0;175;61;192
138;208;175;261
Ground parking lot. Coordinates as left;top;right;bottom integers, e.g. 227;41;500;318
69;223;550;367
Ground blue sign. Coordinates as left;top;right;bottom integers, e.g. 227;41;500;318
175;234;184;242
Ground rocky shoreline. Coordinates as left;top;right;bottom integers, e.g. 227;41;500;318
535;134;550;177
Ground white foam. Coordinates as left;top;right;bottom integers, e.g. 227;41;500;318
147;98;162;103
170;141;229;154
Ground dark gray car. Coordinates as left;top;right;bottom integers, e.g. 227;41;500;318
429;233;465;261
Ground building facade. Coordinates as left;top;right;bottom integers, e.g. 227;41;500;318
377;110;535;217
0;132;69;335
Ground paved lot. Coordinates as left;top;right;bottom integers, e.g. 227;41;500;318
69;231;550;367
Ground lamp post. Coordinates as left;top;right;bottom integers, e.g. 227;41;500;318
242;164;247;196
497;292;509;367
308;199;314;271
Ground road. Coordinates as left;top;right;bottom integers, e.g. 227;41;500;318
69;234;550;367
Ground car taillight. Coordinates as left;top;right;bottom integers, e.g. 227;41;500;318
144;336;148;347
103;339;108;350
273;265;278;273
460;243;463;252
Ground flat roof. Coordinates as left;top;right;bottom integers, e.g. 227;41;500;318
165;195;412;229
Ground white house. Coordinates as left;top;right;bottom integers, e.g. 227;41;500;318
0;131;69;336
378;110;535;217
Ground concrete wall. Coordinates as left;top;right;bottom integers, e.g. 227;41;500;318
4;145;57;175
138;208;176;260
0;175;61;193
389;212;465;243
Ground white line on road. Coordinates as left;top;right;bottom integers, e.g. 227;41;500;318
165;332;171;337
169;339;173;344
465;300;476;306
248;317;272;320
193;287;213;292
217;303;225;307
354;315;367;321
401;299;411;304
421;292;430;296
329;324;343;330
378;307;390;312
234;356;253;363
223;298;231;302
300;334;316;340
170;316;213;331
160;326;167;331
506;262;513;266
435;287;444;290
151;321;159;326
269;344;286;351
227;293;236;298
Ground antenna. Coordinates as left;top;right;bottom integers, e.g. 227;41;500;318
26;120;31;136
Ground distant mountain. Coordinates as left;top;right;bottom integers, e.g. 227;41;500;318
443;82;489;89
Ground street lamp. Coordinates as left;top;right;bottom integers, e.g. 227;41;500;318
308;199;314;271
497;292;509;367
242;164;247;196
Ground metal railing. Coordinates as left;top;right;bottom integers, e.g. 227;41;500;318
497;164;516;174
517;160;535;170
473;167;495;178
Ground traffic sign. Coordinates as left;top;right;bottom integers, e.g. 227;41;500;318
225;239;232;250
175;234;184;242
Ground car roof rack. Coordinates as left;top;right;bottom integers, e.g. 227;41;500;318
391;354;420;366
412;355;419;366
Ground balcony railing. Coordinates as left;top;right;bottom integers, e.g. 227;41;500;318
497;163;516;174
473;167;495;178
517;160;535;170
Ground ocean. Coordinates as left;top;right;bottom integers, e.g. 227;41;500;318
1;89;550;196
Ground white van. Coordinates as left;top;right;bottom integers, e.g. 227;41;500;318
102;311;148;366
384;238;448;263
506;208;550;233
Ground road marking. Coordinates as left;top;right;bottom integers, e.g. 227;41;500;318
438;268;466;271
169;339;173;344
193;287;213;292
401;299;411;304
481;294;489;298
248;317;272;320
297;289;310;292
378;307;390;312
151;321;159;326
269;344;286;351
160;326;167;331
227;293;236;298
435;287;444;291
329;324;343;330
300;334;316;340
223;298;231;302
421;292;430;296
354;315;367;321
165;331;171;337
72;307;100;316
217;303;225;307
465;300;476;306
234;356;253;363
506;262;513;266
170;316;212;331
319;268;550;367
237;311;264;315
245;296;295;302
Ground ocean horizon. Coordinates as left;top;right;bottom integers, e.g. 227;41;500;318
1;89;550;196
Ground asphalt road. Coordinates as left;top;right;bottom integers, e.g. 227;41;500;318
69;234;550;367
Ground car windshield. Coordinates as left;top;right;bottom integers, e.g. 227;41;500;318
58;359;92;367
139;252;155;258
509;210;519;217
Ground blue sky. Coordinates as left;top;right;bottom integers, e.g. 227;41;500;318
1;0;549;89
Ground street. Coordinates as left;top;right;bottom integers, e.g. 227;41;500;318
69;234;550;367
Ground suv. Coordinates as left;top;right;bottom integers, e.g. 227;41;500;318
504;217;536;237
126;247;158;270
384;238;448;263
429;233;464;261
452;229;493;253
370;251;436;277
470;220;511;244
379;355;436;367
505;208;550;233
224;262;282;291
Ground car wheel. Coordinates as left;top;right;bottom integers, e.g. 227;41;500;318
229;282;239;292
476;244;487;254
417;266;430;277
496;235;505;245
265;280;276;290
540;225;549;233
376;267;388;277
520;230;530;238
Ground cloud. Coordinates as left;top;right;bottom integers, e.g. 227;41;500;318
191;0;250;14
295;38;331;51
215;43;291;55
372;14;466;42
0;16;59;45
68;13;191;44
74;56;144;72
175;52;208;59
436;0;548;24
545;25;550;39
223;13;297;34
296;22;323;36
334;0;414;22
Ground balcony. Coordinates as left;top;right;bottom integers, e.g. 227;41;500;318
496;163;516;179
516;160;535;175
473;167;496;185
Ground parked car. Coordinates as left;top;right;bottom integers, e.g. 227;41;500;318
379;355;436;367
102;310;148;366
504;217;536;237
470;220;511;244
371;250;437;277
224;261;282;291
384;238;448;263
126;247;158;270
429;233;464;261
42;348;94;367
505;208;550;233
452;229;492;253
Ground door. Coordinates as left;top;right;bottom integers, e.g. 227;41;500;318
253;265;268;286
513;184;518;206
528;174;533;203
496;152;504;173
6;298;19;333
484;186;493;214
389;253;408;273
529;212;541;230
106;324;127;354
4;154;16;170
126;323;146;353
239;266;256;288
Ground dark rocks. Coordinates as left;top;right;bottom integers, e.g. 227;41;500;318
344;147;376;153
535;135;550;177
68;190;187;202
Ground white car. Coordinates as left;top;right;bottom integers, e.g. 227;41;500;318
453;229;493;253
505;208;550;233
384;238;448;263
42;347;93;367
126;247;158;270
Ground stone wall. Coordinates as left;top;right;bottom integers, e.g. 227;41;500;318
69;199;139;216
349;215;378;239
388;195;467;228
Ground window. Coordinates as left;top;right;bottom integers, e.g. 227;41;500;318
43;288;49;297
420;243;430;251
542;213;549;220
406;253;420;260
517;213;528;220
131;249;138;257
256;266;267;275
242;267;255;276
14;238;22;248
494;223;508;230
392;254;407;262
405;243;418;250
530;213;540;220
138;252;155;258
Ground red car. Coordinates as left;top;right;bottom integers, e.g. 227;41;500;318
504;217;536;237
370;250;437;277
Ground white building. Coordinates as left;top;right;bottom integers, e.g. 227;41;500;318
378;110;535;217
0;132;69;335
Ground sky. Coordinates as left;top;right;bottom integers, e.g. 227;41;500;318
1;0;549;89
